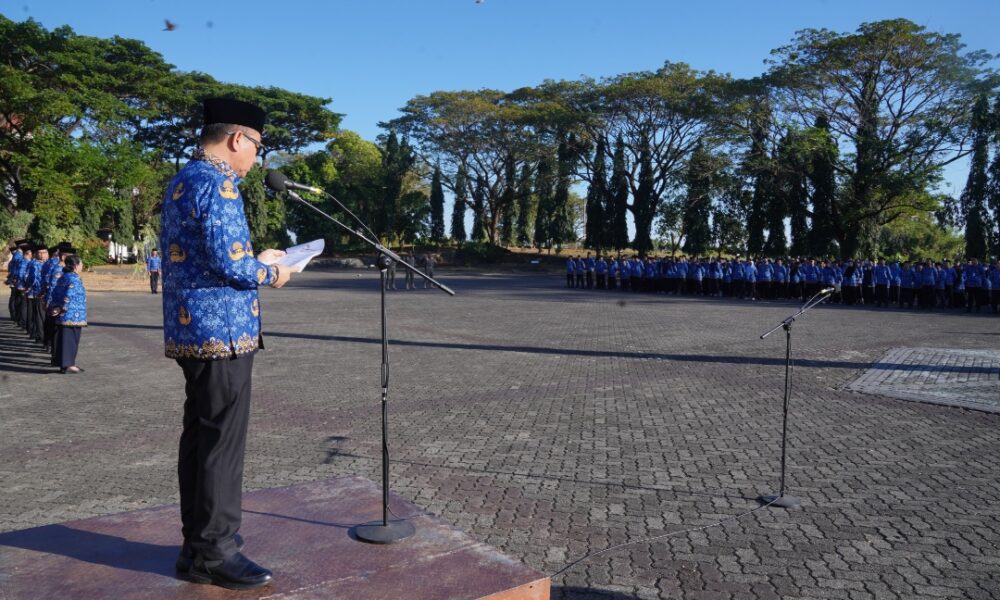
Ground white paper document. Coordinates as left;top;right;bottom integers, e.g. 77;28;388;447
258;239;325;272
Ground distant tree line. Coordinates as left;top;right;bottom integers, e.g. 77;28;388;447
2;16;998;263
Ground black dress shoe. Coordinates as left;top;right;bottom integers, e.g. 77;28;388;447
187;552;272;590
175;533;244;572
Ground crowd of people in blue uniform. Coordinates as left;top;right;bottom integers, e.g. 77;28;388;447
563;253;1000;313
4;239;88;372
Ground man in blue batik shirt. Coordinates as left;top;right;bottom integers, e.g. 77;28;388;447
161;98;291;590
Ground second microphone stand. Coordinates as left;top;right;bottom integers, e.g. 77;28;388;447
283;189;454;544
757;288;832;509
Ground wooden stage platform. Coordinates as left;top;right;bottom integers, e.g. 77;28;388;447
0;476;550;599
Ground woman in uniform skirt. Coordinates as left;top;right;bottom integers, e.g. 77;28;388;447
49;254;87;374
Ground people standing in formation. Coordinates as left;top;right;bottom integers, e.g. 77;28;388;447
160;98;290;590
146;249;162;294
4;240;85;370
563;254;1000;314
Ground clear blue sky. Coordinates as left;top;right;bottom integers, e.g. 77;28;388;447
5;0;999;197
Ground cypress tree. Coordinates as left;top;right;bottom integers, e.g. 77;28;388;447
429;165;445;242
681;143;714;256
499;156;517;246
988;97;1000;257
746;111;770;255
584;139;607;250
962;94;991;260
551;136;574;248
609;136;629;251
515;164;533;247
533;154;554;249
471;175;488;243
450;163;468;242
631;132;656;255
808;116;837;257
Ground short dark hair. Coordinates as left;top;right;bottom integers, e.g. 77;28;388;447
63;254;81;272
200;122;234;145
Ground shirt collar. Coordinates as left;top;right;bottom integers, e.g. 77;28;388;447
191;148;239;180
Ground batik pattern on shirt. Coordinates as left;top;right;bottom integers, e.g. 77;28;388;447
50;271;87;326
159;153;277;361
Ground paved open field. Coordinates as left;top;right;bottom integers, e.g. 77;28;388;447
1;270;999;599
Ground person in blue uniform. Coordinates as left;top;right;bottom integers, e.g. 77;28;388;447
565;256;576;288
889;261;902;306
899;262;917;308
595;255;607;289
42;246;66;354
49;253;86;373
607;256;618;290
631;257;643;293
25;244;48;343
963;258;985;312
147;249;163;294
6;241;24;321
873;259;891;307
942;260;956;308
161;98;291;590
988;260;1000;313
575;256;586;289
585;253;595;289
13;242;32;328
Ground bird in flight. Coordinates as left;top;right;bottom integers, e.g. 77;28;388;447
163;19;177;31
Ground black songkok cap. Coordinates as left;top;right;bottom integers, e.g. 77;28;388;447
57;241;73;251
203;98;266;133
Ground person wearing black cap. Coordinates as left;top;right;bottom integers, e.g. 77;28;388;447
160;97;290;590
25;244;48;343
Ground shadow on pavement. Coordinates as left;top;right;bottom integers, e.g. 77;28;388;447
552;586;642;600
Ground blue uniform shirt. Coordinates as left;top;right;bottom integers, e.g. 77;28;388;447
160;152;279;361
566;259;575;273
50;271;87;326
147;255;162;272
45;263;63;305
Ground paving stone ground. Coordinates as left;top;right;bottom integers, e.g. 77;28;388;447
845;347;1000;414
1;270;999;599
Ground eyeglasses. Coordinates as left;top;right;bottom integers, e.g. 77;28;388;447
227;130;266;156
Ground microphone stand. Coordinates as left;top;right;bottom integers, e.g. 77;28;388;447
282;189;454;544
756;288;831;509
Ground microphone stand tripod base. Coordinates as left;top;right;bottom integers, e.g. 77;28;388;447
354;518;416;544
757;494;801;509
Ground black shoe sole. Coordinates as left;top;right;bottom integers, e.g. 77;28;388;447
185;569;272;590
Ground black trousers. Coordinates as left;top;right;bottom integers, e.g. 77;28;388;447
43;312;57;350
54;325;81;369
7;287;15;320
16;290;27;327
177;354;254;562
150;272;160;294
28;297;44;340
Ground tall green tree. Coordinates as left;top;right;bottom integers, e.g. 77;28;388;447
806;116;838;256
769;19;995;257
584;138;607;249
681;143;716;256
533;153;555;249
429;165;446;242
960;95;992;260
499;155;517;246
451;163;468;242
514;164;534;247
608;136;629;251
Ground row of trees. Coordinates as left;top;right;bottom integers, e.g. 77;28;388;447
384;19;998;259
2;16;998;262
0;15;339;253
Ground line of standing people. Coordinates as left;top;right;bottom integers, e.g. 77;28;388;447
564;253;1000;314
4;240;88;372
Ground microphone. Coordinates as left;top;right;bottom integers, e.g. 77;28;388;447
265;170;322;194
820;287;835;294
